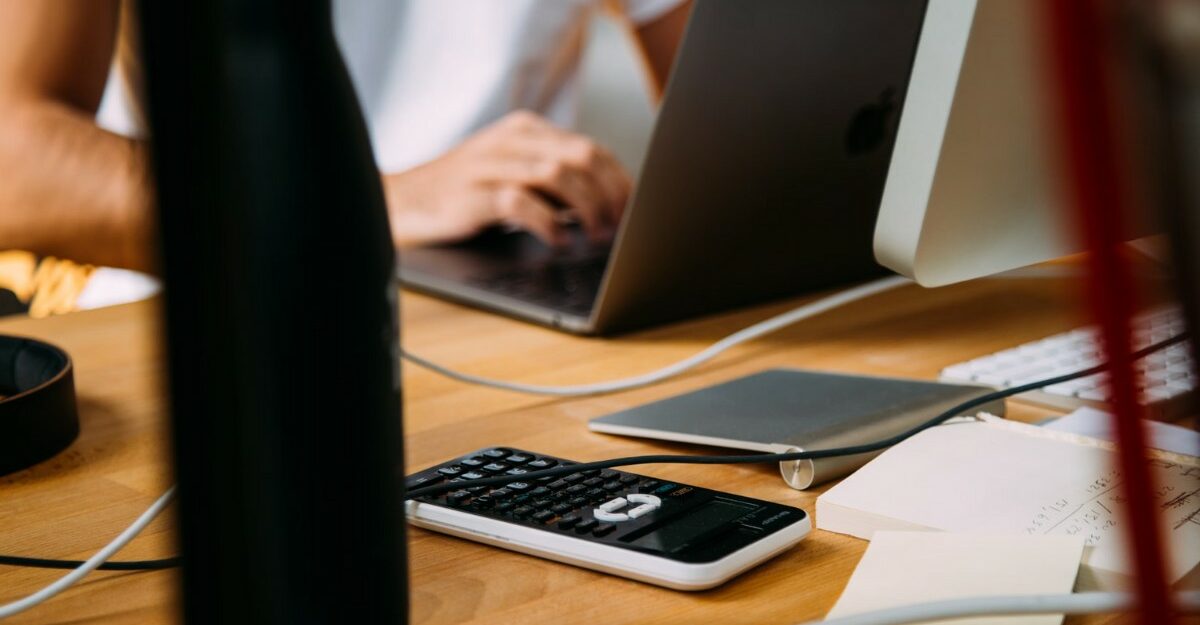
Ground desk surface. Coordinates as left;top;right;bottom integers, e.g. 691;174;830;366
0;274;1156;624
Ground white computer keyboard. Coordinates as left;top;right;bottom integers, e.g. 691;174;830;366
940;307;1194;417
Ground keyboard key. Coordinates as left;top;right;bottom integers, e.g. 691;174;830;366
568;496;588;507
461;471;487;480
585;488;606;500
600;470;619;480
592;523;616;537
483;449;510;459
489;488;513;500
437;466;463;477
558;515;581;530
506;454;533;465
566;484;588;495
460;457;486;468
599;498;627;512
618;474;639;485
481;463;508;474
547;480;569;490
574;519;598;533
532;498;554;509
562;473;586;483
582;477;604;488
507;482;532;492
528;487;551;498
505;468;529;476
602;481;622;491
551;503;573;515
527;458;558;469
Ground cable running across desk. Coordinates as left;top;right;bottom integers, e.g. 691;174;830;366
404;332;1188;500
0;331;1187;578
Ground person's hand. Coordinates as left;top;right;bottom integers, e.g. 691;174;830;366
383;110;632;248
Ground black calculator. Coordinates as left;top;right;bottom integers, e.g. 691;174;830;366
404;447;810;590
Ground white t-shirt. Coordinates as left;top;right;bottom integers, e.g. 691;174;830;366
97;0;683;173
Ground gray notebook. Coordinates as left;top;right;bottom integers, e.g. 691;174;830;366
588;369;1003;489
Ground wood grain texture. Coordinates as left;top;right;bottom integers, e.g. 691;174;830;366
0;273;1181;624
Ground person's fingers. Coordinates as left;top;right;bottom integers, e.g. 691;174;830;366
491;185;565;247
478;149;607;235
508;129;630;231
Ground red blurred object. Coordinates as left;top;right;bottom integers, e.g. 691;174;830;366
1041;1;1176;623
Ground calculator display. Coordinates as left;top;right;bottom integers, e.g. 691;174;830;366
626;498;756;553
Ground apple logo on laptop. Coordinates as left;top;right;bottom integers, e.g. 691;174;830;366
846;87;898;155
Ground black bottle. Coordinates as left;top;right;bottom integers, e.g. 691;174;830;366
137;1;407;623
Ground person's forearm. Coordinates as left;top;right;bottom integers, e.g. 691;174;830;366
0;98;152;270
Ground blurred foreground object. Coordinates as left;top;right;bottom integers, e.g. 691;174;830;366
137;1;408;623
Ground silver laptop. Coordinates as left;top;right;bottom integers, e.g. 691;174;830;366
399;0;929;335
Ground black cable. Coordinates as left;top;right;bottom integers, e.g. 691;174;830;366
0;555;179;571
1;332;1187;571
405;333;1189;500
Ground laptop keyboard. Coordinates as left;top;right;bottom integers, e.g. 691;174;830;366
468;255;607;316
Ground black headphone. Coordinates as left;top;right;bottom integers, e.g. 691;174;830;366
0;335;79;476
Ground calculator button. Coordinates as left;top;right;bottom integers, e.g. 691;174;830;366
437;466;463;477
558;515;581;530
574;519;598;533
512;505;535;518
460;457;486;468
506;482;532;492
527;458;558;469
471;496;493;509
551;503;573;515
547;480;569;490
627;504;654;519
532;499;554;509
568;496;588;507
460;471;487;480
600;470;619;480
447;490;471;505
638;480;660;493
565;484;587;495
593;509;629;523
532;510;555;523
618;474;638;485
481;463;508;474
581;469;602;477
585;488;606;500
562;473;585;483
528;487;551;498
505;454;532;464
494;502;515;514
601;481;622;491
490;488;513;500
582;477;604;488
505;468;529;476
626;494;661;507
405;475;443;490
653;483;678;495
592;523;616;537
599;498;628;513
483;449;509;459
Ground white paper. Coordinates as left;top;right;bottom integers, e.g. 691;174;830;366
817;420;1200;588
1044;407;1200;458
827;531;1086;625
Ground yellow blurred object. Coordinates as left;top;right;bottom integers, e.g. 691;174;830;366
0;251;95;318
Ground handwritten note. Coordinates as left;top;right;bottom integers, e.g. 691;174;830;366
816;419;1200;589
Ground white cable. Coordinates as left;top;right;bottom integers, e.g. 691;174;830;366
400;275;913;396
0;487;176;620
806;591;1200;625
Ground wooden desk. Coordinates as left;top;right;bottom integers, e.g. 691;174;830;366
0;275;1154;624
